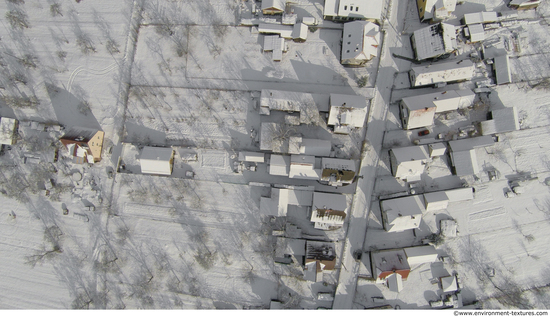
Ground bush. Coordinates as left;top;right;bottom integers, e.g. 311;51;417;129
6;10;30;29
356;75;369;88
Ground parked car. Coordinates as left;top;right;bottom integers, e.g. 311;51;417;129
418;129;430;136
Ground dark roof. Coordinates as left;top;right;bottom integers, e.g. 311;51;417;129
306;241;336;262
61;127;100;142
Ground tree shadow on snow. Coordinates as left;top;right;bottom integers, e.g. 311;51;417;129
46;84;101;130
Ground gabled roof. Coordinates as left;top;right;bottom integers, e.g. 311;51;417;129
463;11;498;25
493;54;512;85
412;23;457;61
380;195;425;232
269;154;290;176
480;107;519;135
306;241;336;270
390;145;430;164
341;21;380;62
261;0;286;12
140;146;174;175
401;89;475;113
410;60;475;87
311;192;347;226
371;249;411;280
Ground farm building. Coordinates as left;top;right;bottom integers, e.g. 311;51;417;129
260;187;313;217
60;127;104;164
0;117;17;145
462;11;498;25
380;195;425;232
400;89;475;129
262;0;286;15
311;192;348;230
320;158;356;187
268;154;291;176
139;146;174;176
448;136;494;176
389;145;430;182
479;107;520;135
289;155;320;180
416;0;457;22
327;93;368;133
411;23;457;61
323;0;383;22
403;245;439;267
304;241;337;282
409;60;475;87
341;21;380;67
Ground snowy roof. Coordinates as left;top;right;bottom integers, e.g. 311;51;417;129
261;188;313;216
463;11;498;25
440;275;458;293
480;107;520;135
323;0;382;21
269;154;290;176
448;135;494;152
410;60;475;87
420;0;457;21
403;245;439;267
429;143;447;157
292;23;307;41
380;195;425;232
341;21;380;62
467;24;485;42
451;148;478;176
412;23;457;61
311;192;347;226
306;241;336;270
493;54;512;85
321;157;356;172
0;117;16;145
289;155;320;180
262;0;286;13
390;145;430;164
330;93;368;109
140;146;174;175
238;151;265;163
423;191;450;211
328;94;368;131
258;23;293;39
260;89;328;124
288;137;331;157
401;89;475;113
387;273;404;293
371;249;410;280
510;0;541;8
275;237;306;258
263;35;284;52
444;187;474;202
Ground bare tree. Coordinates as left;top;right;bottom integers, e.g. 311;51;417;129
6;10;30;29
50;3;63;17
76;34;97;54
25;225;64;267
105;39;120;54
1;95;40;109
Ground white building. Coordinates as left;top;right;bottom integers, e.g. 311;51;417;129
493;54;512;85
411;23;457;61
480;107;520;135
417;0;457;22
465;23;485;43
409;60;475;87
445;187;474;202
258;23;293;39
389;145;430;182
370;249;411;284
429;143;447;157
327;93;368;134
140;146;174;175
423;191;450;212
341;21;380;67
269;154;291;176
403;245;439;267
380;195;425;232
509;0;541;10
262;0;286;15
261;187;313;216
323;0;383;22
259;89;327;125
462;11;498;25
400;89;475;129
289;155;320;180
238;151;265;163
311;192;348;230
292;23;308;42
0;117;17;145
448;136;494;176
288;136;331;157
320;157;357;186
263;35;285;62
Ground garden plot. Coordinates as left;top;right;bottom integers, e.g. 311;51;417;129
125;87;257;149
142;0;239;26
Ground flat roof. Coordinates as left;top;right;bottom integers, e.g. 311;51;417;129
410;60;475;86
494;54;512;85
463;11;498;25
269;154;290;176
140;147;174;175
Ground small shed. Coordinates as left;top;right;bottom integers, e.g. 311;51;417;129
238;151;265;163
429;143;447;157
440;275;458;293
509;0;540;10
292;23;307;42
493;54;512;85
444;187;474;202
404;245;439;267
440;219;458;237
480;107;519;135
387;273;404;293
140;146;175;175
423;191;450;211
